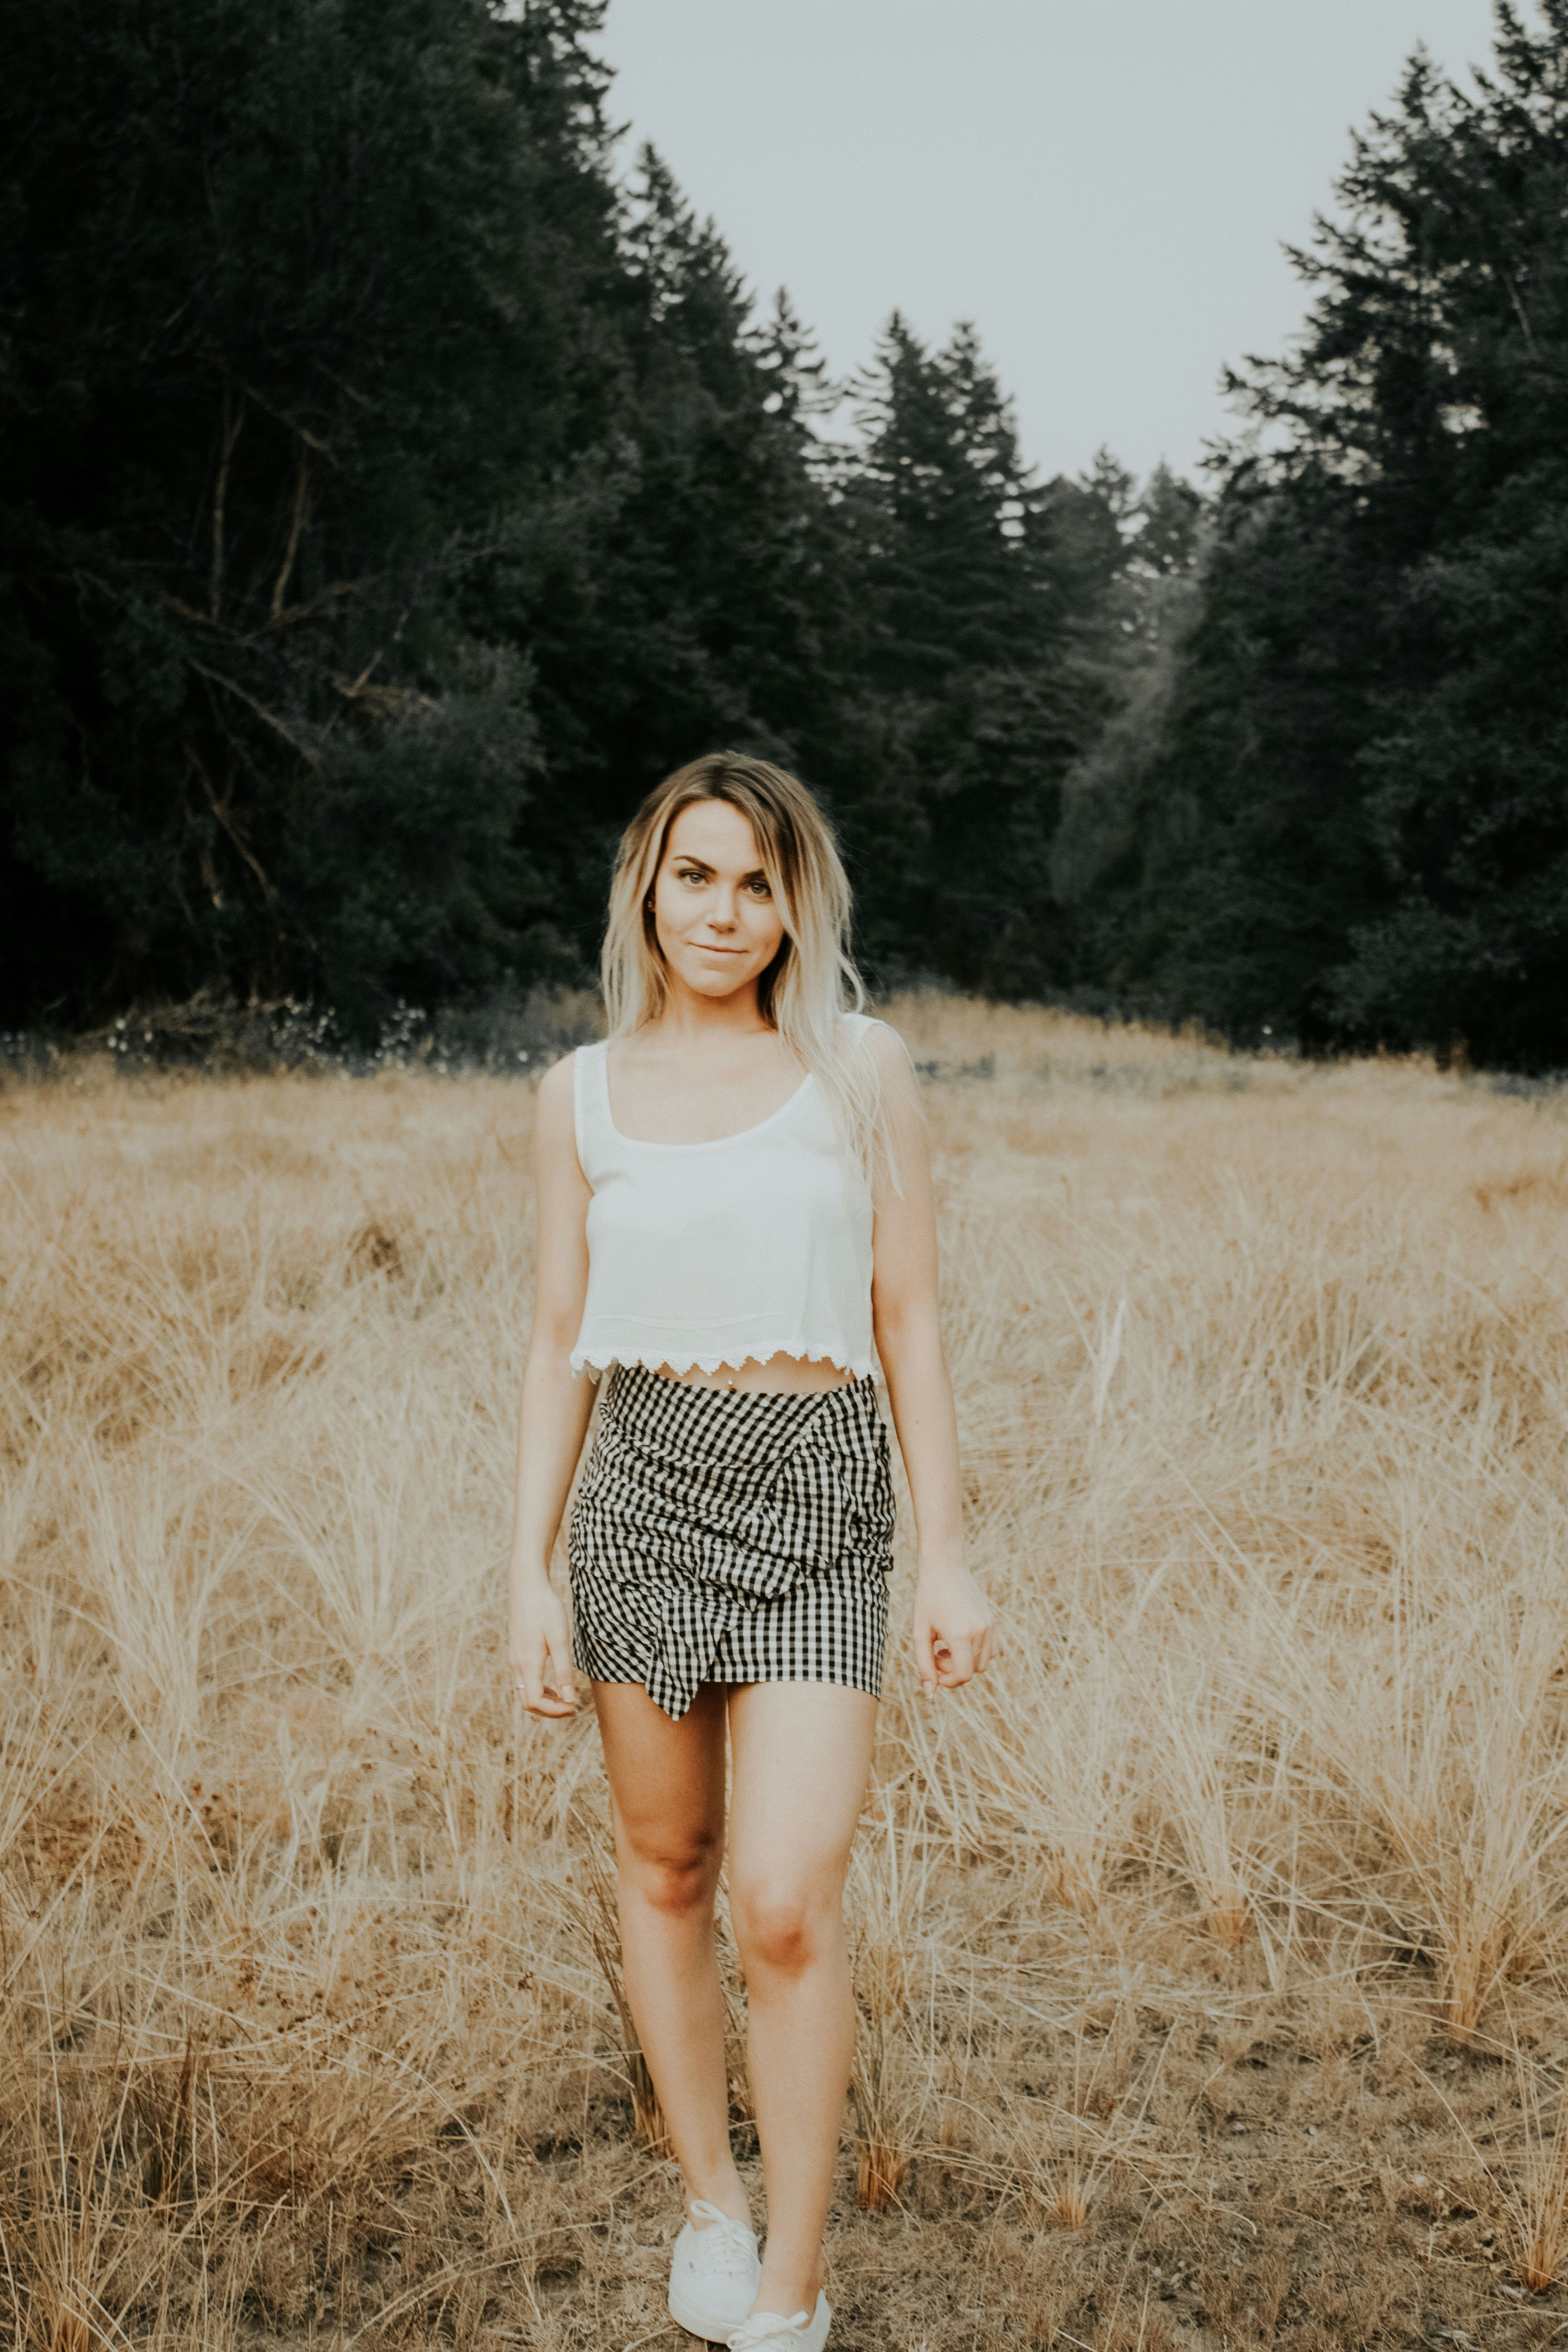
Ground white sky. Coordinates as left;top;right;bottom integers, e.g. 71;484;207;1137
598;0;1507;487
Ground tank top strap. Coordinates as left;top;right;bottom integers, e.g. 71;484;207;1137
838;1009;882;1056
573;1040;615;1186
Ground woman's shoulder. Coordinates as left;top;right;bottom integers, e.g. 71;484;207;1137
539;1038;597;1080
544;1039;607;1089
537;1042;604;1117
837;1009;910;1072
534;1051;578;1122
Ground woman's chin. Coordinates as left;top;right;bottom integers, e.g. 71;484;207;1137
673;960;758;998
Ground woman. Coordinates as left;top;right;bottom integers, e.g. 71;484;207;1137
508;752;993;2352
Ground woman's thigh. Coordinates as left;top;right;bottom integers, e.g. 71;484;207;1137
725;1683;878;1916
593;1680;730;1869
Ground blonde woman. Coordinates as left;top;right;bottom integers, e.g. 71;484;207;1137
508;753;992;2352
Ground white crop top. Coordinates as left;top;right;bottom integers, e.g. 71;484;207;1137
569;1018;878;1379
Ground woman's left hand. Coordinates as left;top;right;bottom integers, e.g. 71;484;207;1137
913;1563;996;1693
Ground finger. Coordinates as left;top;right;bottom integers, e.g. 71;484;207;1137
521;1644;572;1719
939;1634;977;1688
524;1690;577;1720
916;1618;939;1693
546;1635;578;1711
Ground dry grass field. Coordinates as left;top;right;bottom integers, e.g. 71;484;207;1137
5;997;1568;2352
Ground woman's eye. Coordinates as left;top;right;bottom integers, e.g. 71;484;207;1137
676;868;705;886
745;878;772;898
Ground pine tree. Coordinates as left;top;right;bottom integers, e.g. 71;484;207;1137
472;142;846;956
823;317;1093;990
0;0;620;1027
1078;3;1568;1061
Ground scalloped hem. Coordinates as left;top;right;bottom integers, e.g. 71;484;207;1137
571;1344;877;1382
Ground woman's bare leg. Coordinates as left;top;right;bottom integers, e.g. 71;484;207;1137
593;1679;750;2223
726;1682;879;2318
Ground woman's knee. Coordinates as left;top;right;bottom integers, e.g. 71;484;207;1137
730;1879;833;1977
619;1820;722;1918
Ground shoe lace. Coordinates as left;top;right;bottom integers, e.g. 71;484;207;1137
687;2203;758;2281
729;2313;810;2352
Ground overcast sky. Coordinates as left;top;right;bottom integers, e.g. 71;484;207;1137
598;0;1508;488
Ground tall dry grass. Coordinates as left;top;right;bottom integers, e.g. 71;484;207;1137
4;1000;1568;2349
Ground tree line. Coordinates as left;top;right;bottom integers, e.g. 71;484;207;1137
3;0;1565;1065
1062;0;1568;1068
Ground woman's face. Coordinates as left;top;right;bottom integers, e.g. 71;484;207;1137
651;799;787;1006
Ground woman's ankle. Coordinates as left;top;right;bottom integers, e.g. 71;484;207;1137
753;2259;821;2316
685;2172;752;2228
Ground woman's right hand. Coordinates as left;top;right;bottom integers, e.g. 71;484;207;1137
510;1571;579;1718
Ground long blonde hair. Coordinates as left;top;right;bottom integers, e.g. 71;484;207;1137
600;752;891;1179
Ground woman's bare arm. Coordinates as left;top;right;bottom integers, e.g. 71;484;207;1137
508;1054;596;1718
867;1028;994;1692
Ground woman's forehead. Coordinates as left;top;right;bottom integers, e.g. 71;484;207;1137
663;799;764;870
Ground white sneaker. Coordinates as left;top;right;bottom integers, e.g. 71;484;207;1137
667;2200;762;2342
728;2293;832;2352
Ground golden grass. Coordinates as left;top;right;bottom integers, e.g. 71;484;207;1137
5;996;1568;2347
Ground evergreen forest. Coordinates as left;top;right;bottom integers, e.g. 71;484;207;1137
5;0;1568;1064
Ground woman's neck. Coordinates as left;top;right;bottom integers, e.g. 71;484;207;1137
652;980;771;1045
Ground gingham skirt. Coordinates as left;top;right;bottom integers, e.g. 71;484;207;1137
568;1365;895;1720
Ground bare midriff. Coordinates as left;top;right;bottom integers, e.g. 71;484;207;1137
653;1351;855;1395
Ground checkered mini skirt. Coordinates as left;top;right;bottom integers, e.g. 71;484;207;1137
568;1365;895;1720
